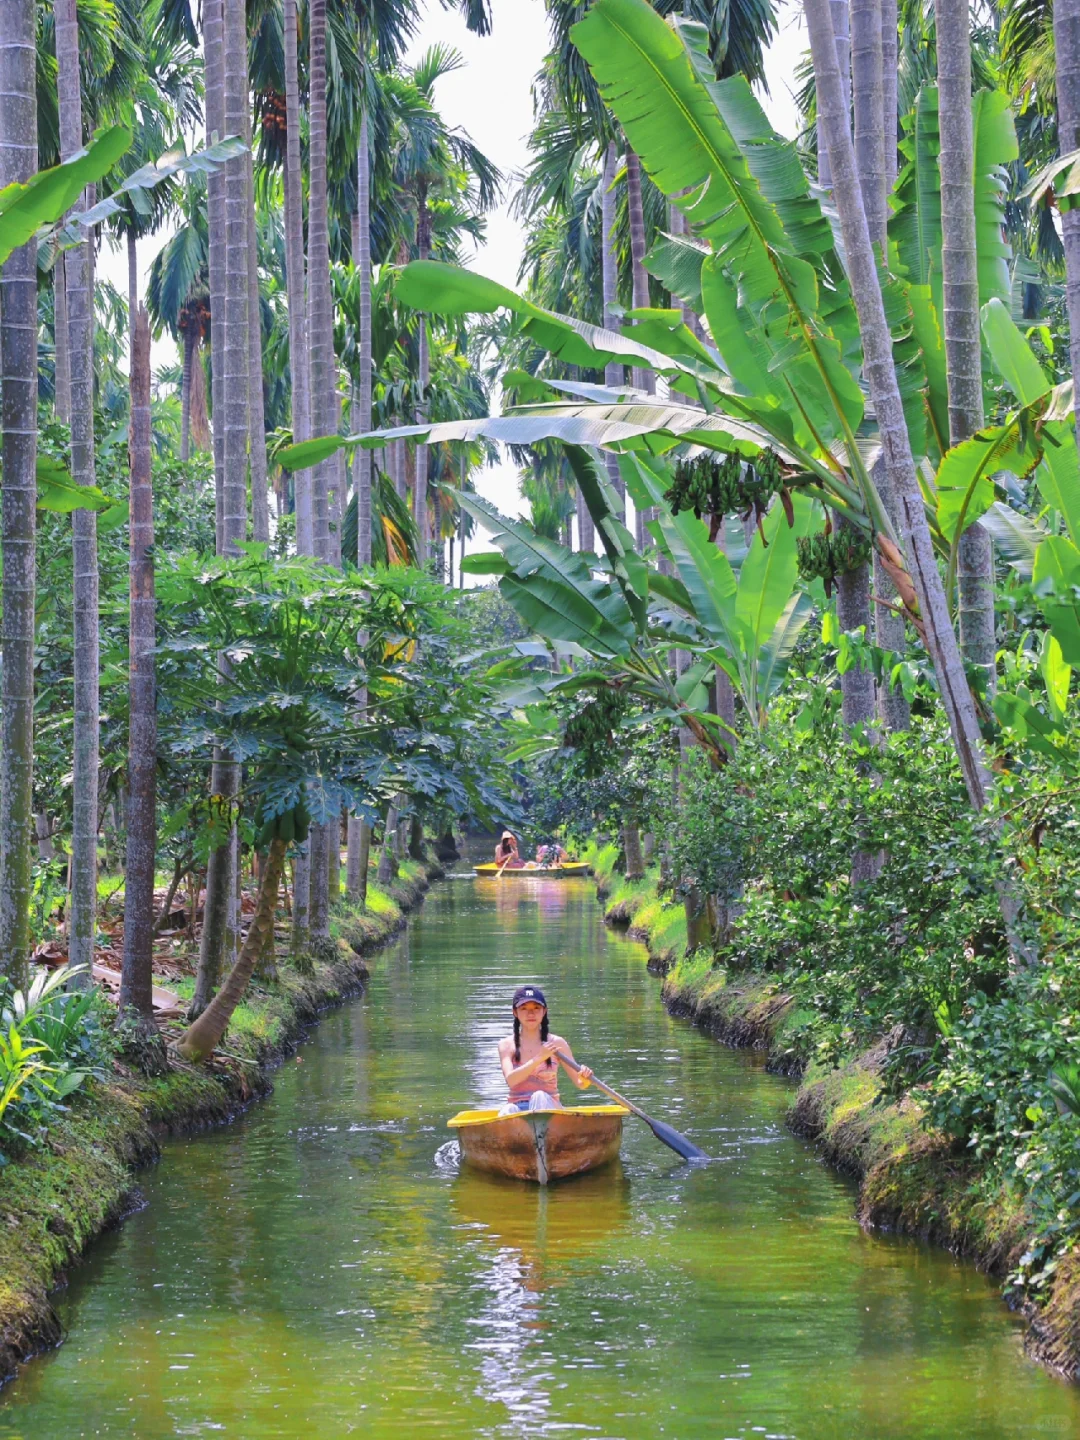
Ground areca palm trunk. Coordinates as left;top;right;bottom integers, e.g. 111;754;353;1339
1058;0;1080;478
0;0;37;985
245;113;270;544
56;0;100;989
221;0;249;555
54;251;71;424
938;0;995;698
205;0;226;550
356;111;373;568
626;144;654;548
817;0;850;187
600;141;625;517
178;836;287;1061
119;308;163;1056
881;0;898;191
804;0;991;811
414;190;431;569
283;0;313;554
346;114;374;897
308;0;333;566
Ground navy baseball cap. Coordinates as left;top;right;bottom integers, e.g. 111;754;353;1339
512;985;547;1009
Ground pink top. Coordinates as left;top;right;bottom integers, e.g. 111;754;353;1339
507;1055;560;1102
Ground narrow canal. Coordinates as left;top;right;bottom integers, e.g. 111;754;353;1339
3;877;1078;1438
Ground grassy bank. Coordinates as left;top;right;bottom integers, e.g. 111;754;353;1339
0;859;437;1386
588;846;1079;1379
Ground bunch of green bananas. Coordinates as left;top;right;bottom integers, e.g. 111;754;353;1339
564;690;630;777
796;529;872;598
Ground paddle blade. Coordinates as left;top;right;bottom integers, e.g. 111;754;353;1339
646;1116;708;1161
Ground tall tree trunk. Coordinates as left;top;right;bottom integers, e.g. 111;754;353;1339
56;0;100;990
180;327;195;462
817;0;850;187
804;0;990;809
626;144;654;549
283;0;313;554
308;0;333;564
356;111;373;567
851;0;886;249
178;837;286;1061
938;0;996;698
845;0;884;738
127;229;138;358
414;191;431;569
205;0;226;552
54;250;71;424
881;0;899;192
1059;0;1080;478
377;806;398;885
623;823;644;881
221;0;249;555
600;141;625;516
0;0;37;986
245;122;270;544
119;308;164;1062
307;0;338;941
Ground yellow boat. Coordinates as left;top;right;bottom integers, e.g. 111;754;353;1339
448;1104;628;1184
472;861;592;879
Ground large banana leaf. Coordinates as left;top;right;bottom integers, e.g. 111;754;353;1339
0;125;131;267
890;87;1016;308
570;0;864;454
981;299;1080;546
563;445;648;631
453;490;638;657
934;423;1041;543
277;400;797;476
735;497;808;652
645;230;708;313
758;592;815;704
980;501;1046;578
1033;538;1080;667
395;261;681;377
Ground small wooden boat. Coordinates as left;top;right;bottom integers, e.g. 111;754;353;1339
448;1104;628;1184
472;861;592;879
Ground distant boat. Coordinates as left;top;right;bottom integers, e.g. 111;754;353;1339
448;1104;627;1184
472;861;592;879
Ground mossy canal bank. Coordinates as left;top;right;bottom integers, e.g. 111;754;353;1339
0;859;441;1388
586;841;1080;1382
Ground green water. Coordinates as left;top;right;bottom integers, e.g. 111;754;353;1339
2;877;1078;1439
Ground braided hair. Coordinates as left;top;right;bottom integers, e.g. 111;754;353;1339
513;1009;551;1065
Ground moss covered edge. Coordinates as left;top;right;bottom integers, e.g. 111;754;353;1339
585;841;1080;1381
0;860;439;1388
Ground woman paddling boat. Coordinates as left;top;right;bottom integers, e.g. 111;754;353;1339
497;985;593;1115
448;984;705;1180
493;830;522;868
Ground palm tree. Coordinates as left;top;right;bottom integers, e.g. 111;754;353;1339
1055;0;1080;473
119;307;165;1062
146;177;210;461
54;0;101;990
0;0;38;986
282;0;313;556
938;0;996;696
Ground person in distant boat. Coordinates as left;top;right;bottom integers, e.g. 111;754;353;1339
497;985;593;1116
494;830;521;867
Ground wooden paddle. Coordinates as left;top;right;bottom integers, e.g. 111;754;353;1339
555;1051;707;1161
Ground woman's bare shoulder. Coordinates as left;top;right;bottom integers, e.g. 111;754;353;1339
549;1033;570;1050
497;1034;514;1055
